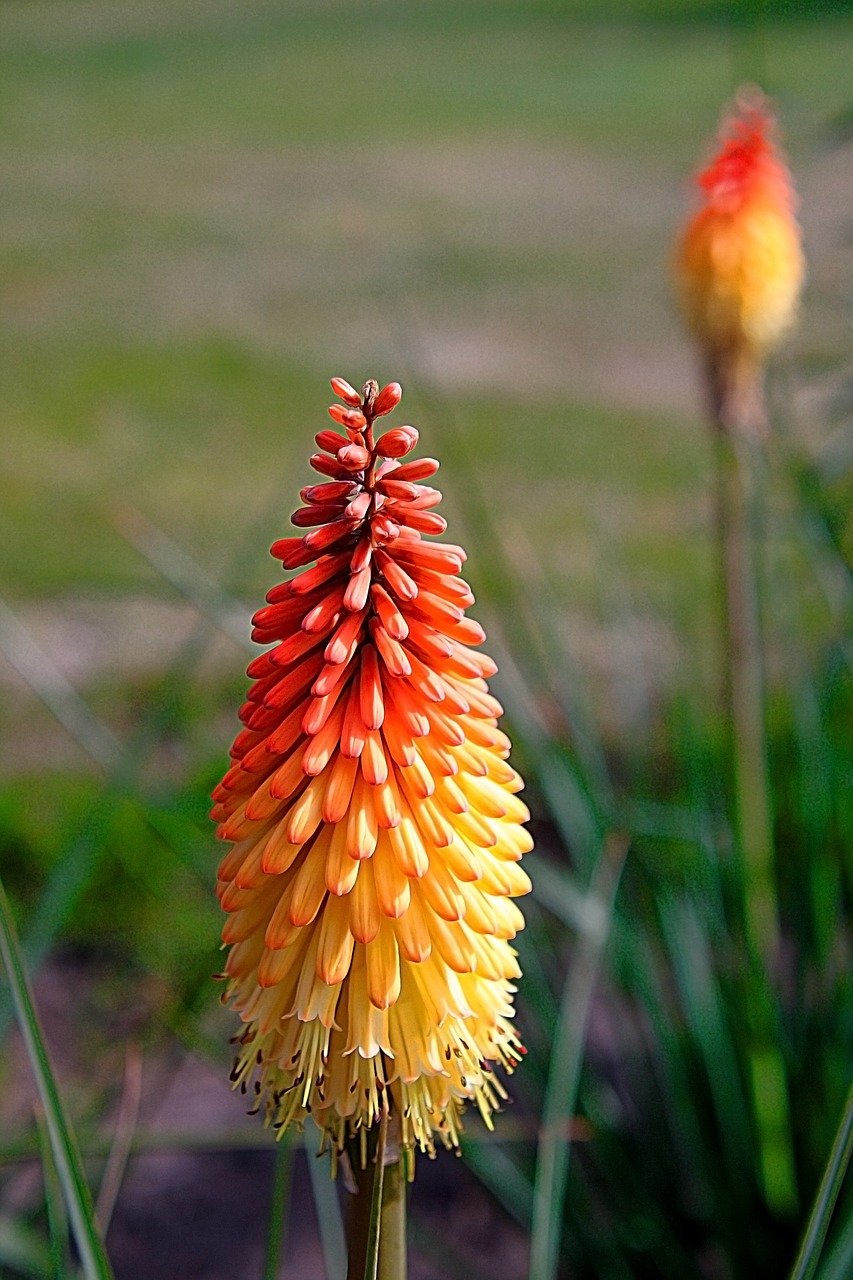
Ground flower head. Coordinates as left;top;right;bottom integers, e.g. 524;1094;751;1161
674;89;804;426
211;378;531;1163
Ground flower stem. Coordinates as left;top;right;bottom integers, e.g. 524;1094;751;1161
262;1137;293;1280
714;424;778;965
346;1112;407;1280
712;406;797;1214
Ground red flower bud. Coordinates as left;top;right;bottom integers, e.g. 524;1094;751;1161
344;491;371;521
315;429;346;455
309;453;351;480
338;443;371;471
328;404;367;430
373;382;403;417
375;426;419;458
392;457;440;482
300;481;356;504
290;503;346;528
330;376;361;407
371;514;401;543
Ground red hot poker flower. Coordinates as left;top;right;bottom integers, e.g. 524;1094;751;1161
674;89;805;429
211;378;532;1163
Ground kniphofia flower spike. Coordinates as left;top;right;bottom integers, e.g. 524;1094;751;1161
212;378;531;1165
675;88;804;430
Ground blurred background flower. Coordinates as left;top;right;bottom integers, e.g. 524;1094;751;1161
675;86;805;432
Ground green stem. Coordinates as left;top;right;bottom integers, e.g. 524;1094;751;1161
262;1138;293;1280
789;1081;853;1280
346;1112;406;1280
715;427;779;964
713;412;797;1214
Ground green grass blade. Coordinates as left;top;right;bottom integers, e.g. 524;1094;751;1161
461;1139;534;1229
305;1135;346;1280
0;596;122;772
613;924;712;1218
789;1081;853;1280
658;896;753;1194
530;855;609;938
0;872;114;1280
34;1105;72;1279
529;833;628;1280
816;1211;853;1280
0;1217;53;1279
112;506;253;651
95;1044;142;1235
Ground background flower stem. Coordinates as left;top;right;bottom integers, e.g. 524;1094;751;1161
713;405;797;1214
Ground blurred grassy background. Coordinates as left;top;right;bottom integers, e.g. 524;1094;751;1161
1;1;851;1277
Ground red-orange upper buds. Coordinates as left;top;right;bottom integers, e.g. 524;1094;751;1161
373;382;403;416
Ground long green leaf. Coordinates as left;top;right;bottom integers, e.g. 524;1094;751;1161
816;1212;853;1280
461;1139;534;1229
0;1217;53;1279
305;1134;346;1280
0;597;122;772
529;832;627;1280
658;896;753;1194
0;872;114;1280
34;1105;71;1280
790;1081;853;1280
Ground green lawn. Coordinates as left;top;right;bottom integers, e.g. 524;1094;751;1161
2;0;849;620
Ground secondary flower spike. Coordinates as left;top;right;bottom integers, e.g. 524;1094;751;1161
674;88;804;430
212;377;532;1163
